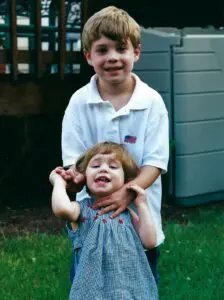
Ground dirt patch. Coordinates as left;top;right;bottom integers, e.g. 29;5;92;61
0;207;65;236
0;204;188;237
1;201;223;236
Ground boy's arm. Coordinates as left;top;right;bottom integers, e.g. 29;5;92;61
127;184;157;249
130;165;161;189
94;99;169;218
50;172;80;222
62;98;86;167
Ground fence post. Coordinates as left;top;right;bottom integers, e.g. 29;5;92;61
9;0;18;81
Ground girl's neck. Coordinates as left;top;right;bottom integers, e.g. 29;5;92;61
92;195;106;202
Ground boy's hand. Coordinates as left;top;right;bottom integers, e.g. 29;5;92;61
92;184;133;218
54;166;85;193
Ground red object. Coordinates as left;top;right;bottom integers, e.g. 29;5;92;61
124;135;137;144
81;216;87;222
0;64;6;73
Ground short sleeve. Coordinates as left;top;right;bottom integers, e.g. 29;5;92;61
66;222;81;248
142;95;169;173
62;96;87;166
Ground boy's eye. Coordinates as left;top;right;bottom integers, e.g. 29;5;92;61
117;46;127;52
97;47;107;54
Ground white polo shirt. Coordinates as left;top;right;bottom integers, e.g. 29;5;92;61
62;73;169;246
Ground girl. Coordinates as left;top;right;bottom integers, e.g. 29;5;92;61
50;142;158;299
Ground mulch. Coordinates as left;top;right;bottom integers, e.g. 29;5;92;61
1;201;224;236
0;206;65;236
0;203;189;236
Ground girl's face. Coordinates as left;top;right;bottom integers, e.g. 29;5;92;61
85;153;124;197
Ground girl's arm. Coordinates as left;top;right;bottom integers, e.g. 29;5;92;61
127;184;157;249
50;171;80;223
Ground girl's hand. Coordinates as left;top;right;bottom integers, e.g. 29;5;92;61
54;166;86;192
126;183;147;207
49;170;66;186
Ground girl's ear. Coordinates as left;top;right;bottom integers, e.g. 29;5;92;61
134;44;141;63
83;50;92;66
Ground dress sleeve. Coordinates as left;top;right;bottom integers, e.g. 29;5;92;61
142;94;169;173
66;222;82;283
61;95;86;166
66;222;79;241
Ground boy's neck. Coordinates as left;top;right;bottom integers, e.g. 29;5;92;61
96;75;136;111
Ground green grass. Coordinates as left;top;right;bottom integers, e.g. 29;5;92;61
1;204;224;300
0;234;71;300
159;205;224;299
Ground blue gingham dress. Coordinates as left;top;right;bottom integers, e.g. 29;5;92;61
67;197;158;300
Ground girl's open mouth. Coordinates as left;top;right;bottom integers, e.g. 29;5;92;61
95;176;111;183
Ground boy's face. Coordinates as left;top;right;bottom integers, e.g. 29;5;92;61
85;153;124;197
84;36;141;85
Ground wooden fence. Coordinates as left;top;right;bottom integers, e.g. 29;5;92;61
0;0;90;81
0;1;93;207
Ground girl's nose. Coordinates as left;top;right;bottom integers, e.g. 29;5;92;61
99;164;109;172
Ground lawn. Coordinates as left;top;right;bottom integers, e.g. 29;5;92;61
0;203;224;300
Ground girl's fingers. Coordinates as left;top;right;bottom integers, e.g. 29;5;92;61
55;166;64;174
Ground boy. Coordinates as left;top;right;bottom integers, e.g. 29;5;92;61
58;6;169;283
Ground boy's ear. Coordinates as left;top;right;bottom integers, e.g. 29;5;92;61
83;50;92;66
134;44;141;62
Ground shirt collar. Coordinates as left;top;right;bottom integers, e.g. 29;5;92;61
87;73;149;110
87;75;104;104
127;74;149;110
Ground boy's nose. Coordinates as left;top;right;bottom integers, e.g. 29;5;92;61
107;50;118;61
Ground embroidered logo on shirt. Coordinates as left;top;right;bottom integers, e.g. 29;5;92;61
124;135;137;144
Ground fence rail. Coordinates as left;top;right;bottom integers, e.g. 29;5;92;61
0;0;89;81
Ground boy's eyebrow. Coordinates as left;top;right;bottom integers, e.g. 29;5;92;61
94;40;128;48
94;43;107;48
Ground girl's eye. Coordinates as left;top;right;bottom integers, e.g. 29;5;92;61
91;165;100;168
110;165;118;169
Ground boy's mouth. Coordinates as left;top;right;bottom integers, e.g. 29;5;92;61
104;66;123;72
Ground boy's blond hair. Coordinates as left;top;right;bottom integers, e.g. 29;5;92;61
82;6;141;51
